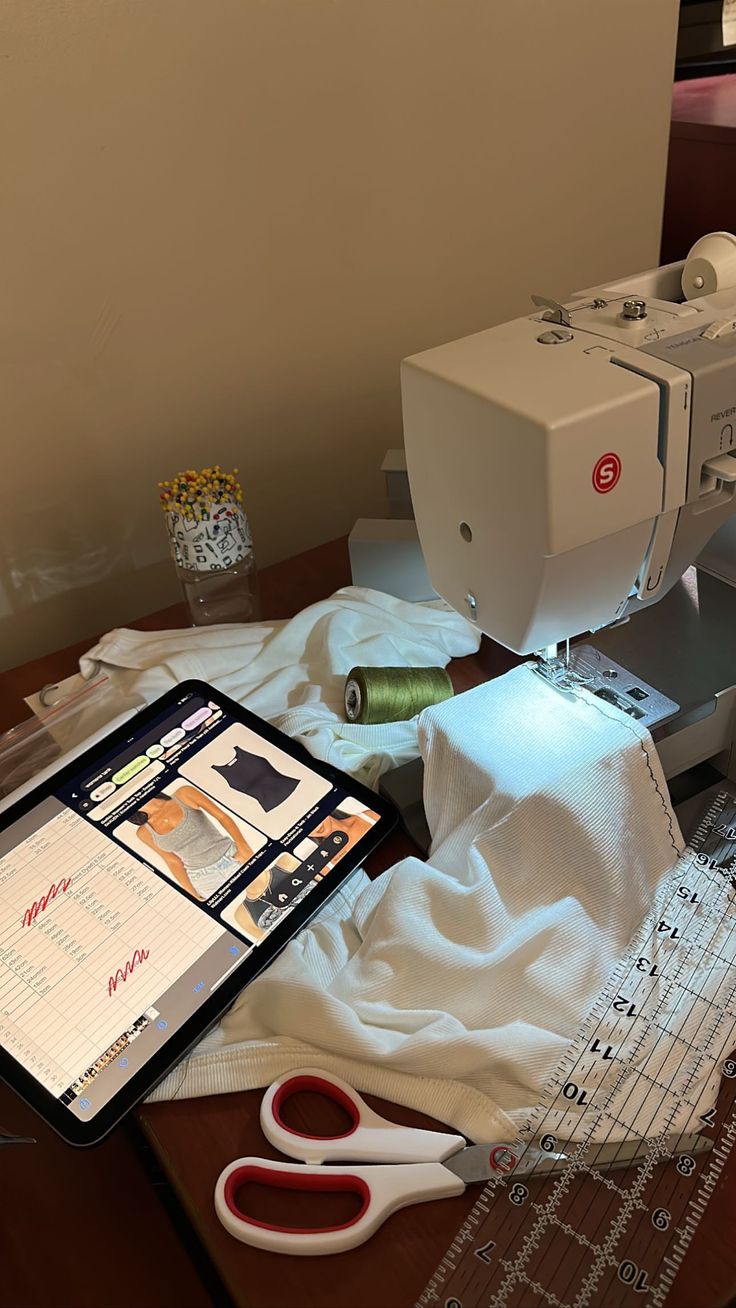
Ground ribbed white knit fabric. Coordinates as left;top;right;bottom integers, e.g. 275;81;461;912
150;666;733;1143
4;587;477;818
78;586;480;788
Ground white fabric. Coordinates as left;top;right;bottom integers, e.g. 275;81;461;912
150;666;733;1145
78;586;480;788
14;586;728;1143
2;586;476;819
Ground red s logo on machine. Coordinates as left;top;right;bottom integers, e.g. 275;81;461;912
592;452;622;494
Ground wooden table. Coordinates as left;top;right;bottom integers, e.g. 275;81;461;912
2;536;736;1308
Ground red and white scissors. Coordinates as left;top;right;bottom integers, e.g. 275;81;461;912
214;1066;559;1256
214;1067;712;1256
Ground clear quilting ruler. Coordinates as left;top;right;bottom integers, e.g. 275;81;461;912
417;791;736;1308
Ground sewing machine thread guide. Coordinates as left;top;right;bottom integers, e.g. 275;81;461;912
416;791;736;1308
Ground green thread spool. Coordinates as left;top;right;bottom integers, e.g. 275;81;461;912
344;666;453;725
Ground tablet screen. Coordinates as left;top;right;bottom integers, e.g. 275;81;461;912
0;686;384;1127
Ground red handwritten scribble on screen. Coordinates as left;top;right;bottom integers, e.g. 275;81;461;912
22;877;72;927
108;948;150;997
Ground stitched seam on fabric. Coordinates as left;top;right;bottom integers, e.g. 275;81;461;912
560;683;682;857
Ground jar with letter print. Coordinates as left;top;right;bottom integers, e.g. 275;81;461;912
159;467;258;626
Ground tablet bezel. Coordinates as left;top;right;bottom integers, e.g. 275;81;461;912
0;678;397;1146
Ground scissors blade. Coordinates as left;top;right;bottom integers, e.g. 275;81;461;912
578;1131;713;1173
443;1132;714;1185
443;1142;570;1184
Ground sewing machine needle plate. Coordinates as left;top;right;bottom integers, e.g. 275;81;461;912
536;643;679;731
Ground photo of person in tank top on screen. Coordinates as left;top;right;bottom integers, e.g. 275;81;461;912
307;799;381;858
220;852;316;943
120;783;263;901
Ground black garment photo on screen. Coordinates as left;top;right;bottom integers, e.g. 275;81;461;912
211;745;299;811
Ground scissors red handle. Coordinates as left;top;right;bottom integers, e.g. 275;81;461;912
260;1067;465;1164
214;1155;464;1256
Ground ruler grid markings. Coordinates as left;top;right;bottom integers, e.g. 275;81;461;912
484;822;720;1305
554;808;736;1308
416;791;736;1308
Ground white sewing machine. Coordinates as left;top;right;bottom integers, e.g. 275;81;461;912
396;232;736;822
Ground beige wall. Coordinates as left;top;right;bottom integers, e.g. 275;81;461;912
0;0;679;670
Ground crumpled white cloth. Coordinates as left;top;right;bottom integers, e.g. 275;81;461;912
151;665;735;1147
78;586;480;788
4;586;476;816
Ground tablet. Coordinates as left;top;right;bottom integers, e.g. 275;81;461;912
0;680;396;1145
